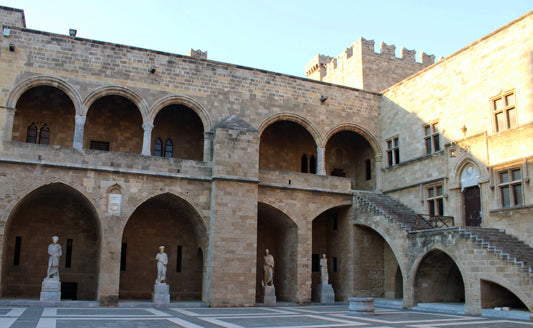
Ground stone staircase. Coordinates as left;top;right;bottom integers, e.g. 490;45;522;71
353;191;533;273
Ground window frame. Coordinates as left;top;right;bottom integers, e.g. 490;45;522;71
491;90;517;132
423;122;440;155
386;136;400;167
497;167;523;208
426;184;444;216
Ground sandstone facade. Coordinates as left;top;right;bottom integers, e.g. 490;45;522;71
0;5;532;316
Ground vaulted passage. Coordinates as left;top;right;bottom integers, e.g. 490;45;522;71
84;95;143;153
481;279;527;310
325;131;375;190
353;225;402;299
152;105;204;160
11;86;75;147
414;250;464;304
256;203;297;303
120;194;205;301
259;121;317;173
2;183;99;300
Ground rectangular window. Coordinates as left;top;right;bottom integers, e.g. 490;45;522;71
365;159;371;180
424;122;440;154
90;140;110;151
120;243;127;271
498;168;523;207
493;91;517;132
312;254;320;272
427;185;444;216
13;236;21;266
332;213;338;230
333;257;338;273
65;238;73;268
386;137;400;167
176;245;182;273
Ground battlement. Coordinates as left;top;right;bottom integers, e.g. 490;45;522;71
188;48;208;59
0;6;26;28
305;37;436;92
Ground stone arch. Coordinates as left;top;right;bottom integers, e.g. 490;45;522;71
2;182;101;300
478;273;532;312
119;192;207;301
6;75;82;113
451;157;482;186
257;202;298;303
258;113;322;146
309;200;353;221
81;86;149;123
148;95;212;132
323;123;382;156
410;248;466;304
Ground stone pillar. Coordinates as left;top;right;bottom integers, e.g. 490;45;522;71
0;106;15;141
465;278;481;315
374;155;383;192
141;124;154;156
205;115;259;307
73;115;86;150
317;147;326;175
97;221;123;306
203;131;213;162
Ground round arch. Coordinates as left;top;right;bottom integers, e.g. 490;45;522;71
148;95;212;132
5;75;83;113
323;123;382;157
2;182;101;300
258;113;322;147
479;273;532;312
81;86;149;123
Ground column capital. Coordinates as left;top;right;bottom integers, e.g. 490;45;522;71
142;124;154;131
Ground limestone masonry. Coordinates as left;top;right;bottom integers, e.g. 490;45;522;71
0;5;532;317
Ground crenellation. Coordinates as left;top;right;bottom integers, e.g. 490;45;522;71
401;47;416;61
0;5;25;28
420;52;435;65
379;42;396;57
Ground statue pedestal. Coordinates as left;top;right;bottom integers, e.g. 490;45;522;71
263;285;276;305
317;284;335;304
40;278;61;302
153;283;170;304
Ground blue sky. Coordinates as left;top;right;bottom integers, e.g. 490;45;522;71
3;0;532;77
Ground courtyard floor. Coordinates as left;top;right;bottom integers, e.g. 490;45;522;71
1;304;532;328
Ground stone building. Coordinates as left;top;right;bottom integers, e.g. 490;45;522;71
0;5;532;316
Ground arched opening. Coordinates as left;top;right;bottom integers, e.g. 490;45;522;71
414;250;465;304
152;105;204;160
325;131;375;190
259;121;317;173
353;225;402;299
2;183;100;300
11;86;75;147
84;95;143;153
120;194;206;301
257;203;298;303
481;279;527;310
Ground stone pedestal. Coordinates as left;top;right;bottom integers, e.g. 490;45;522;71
263;285;276;305
317;284;335;304
153;283;170;304
40;279;61;302
348;297;375;316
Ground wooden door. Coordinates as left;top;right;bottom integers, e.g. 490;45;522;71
464;186;481;226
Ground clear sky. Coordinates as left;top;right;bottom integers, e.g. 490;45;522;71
2;0;532;77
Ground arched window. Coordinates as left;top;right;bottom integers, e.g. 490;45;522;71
26;123;38;143
309;155;316;174
164;139;173;158
154;138;162;157
39;124;50;145
301;154;308;173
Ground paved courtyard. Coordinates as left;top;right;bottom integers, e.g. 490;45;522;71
0;304;532;328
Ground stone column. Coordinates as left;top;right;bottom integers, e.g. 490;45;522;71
141;124;154;156
97;222;123;306
374;156;383;192
1;106;16;141
317;147;326;175
203;131;213;162
73;115;86;150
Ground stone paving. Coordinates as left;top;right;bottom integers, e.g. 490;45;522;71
0;304;532;328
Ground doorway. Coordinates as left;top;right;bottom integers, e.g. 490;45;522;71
464;186;481;226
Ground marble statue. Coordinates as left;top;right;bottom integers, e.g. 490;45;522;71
155;246;168;284
263;249;274;287
320;254;329;285
46;236;62;280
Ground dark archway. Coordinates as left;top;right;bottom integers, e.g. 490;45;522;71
152;105;204;160
481;279;527;310
325;131;375;190
11;86;76;147
353;225;402;299
120;193;206;300
414;250;465;304
84;95;143;153
257;203;298;303
2;183;100;300
259;121;317;173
